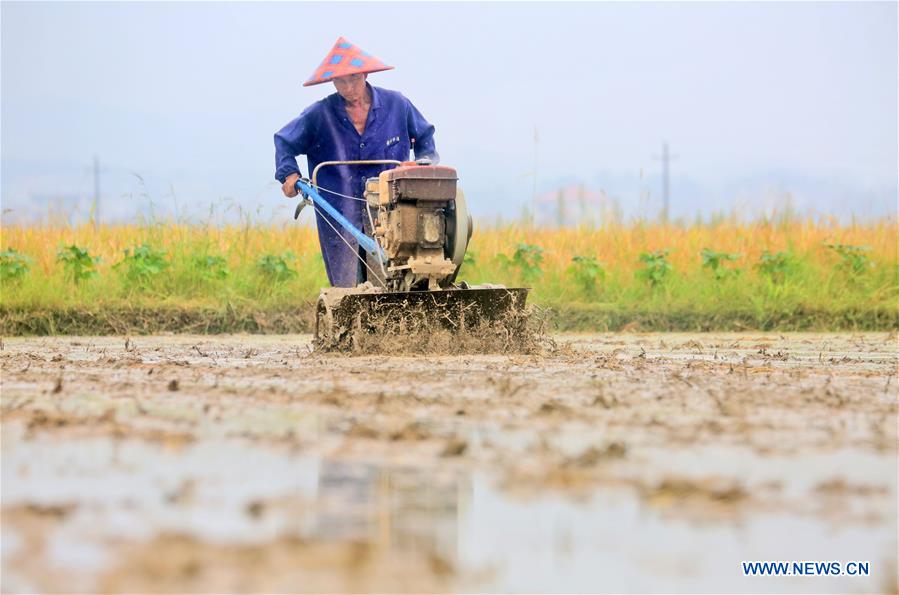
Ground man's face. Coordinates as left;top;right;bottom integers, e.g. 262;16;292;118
333;73;368;103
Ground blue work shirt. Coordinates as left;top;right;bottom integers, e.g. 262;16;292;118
274;83;438;287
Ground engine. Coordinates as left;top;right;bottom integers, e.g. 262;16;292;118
363;163;470;292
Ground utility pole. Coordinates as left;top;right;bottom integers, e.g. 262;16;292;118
652;141;677;222
531;126;539;227
93;154;101;231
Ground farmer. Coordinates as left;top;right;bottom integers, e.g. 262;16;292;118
274;37;439;287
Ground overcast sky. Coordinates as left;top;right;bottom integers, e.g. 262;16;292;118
2;1;896;224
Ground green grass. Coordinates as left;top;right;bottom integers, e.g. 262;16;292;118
1;219;896;334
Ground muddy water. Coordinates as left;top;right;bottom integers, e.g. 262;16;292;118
1;333;896;592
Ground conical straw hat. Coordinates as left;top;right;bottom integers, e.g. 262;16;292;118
303;37;394;87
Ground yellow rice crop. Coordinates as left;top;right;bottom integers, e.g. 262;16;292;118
1;218;896;326
3;219;894;277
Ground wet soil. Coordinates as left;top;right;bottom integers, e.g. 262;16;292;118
315;292;546;355
2;333;897;593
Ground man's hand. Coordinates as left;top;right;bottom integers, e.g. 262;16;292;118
282;173;300;198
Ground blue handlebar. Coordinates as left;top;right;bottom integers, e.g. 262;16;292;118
295;179;386;263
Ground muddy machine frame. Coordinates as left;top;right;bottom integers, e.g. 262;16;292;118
293;160;528;348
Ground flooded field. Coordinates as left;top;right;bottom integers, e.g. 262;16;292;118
2;333;896;593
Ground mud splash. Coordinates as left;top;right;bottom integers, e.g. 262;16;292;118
314;287;552;355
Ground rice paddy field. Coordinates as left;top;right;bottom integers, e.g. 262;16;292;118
2;219;897;592
1;218;897;334
2;332;897;592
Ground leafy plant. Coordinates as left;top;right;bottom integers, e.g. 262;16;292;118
0;249;32;283
497;243;543;283
116;244;170;285
756;250;795;285
700;248;741;281
637;250;672;287
56;245;100;284
825;243;872;276
194;254;229;281
257;251;297;282
463;250;476;267
568;255;606;296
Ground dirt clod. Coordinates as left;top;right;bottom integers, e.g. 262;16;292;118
564;442;628;468
440;438;468;457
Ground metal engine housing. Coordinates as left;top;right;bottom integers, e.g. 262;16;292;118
363;164;471;291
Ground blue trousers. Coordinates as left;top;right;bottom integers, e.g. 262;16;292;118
313;195;365;288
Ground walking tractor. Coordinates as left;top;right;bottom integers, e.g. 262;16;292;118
293;160;530;350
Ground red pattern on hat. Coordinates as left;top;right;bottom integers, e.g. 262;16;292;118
303;37;395;87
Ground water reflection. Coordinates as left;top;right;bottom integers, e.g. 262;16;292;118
312;459;467;565
2;434;893;593
306;457;893;594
